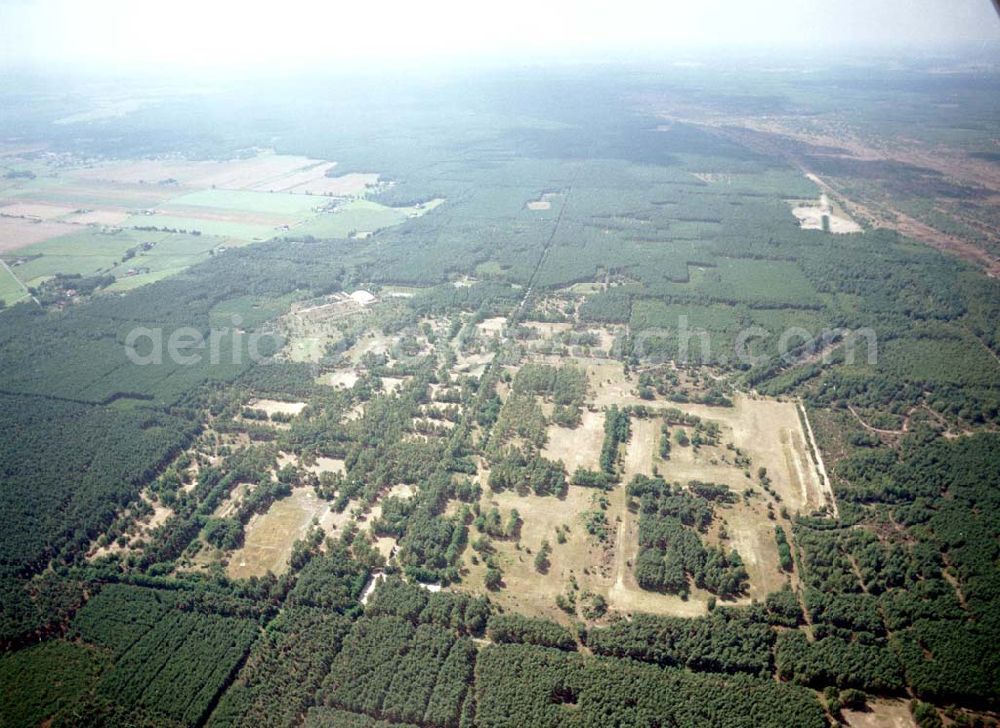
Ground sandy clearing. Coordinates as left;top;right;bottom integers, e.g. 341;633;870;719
327;370;360;389
524;321;572;338
793;205;862;233
227;487;333;579
0;217;76;252
542;409;605;473
527;192;559;211
249;399;307;417
454;351;494;377
623;417;658;478
476;316;507;336
464;485;613;622
382;376;406;394
842;699;916;728
305;457;346;476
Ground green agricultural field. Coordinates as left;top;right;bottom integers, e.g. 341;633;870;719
664;258;820;306
4;228;233;290
0;264;28;305
293;198;436;239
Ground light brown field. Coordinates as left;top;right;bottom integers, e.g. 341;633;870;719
518;359;828;618
462;485;617;623
542;409;605;473
453;350;494;377
228;487;336;578
65;208;131;225
476;316;507;336
306;457;346;475
0;201;77;220
527;192;559;211
249;398;307;417
65;153;320;190
622;417;658;477
274;171;379;196
0;217;76;251
327;370;360;389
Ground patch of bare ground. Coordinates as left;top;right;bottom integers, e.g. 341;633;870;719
791;192;862;233
228;487;338;579
249;399;307;417
453;350;494;377
327;369;360;389
596;373;831;613
463;485;618;625
542;409;605;473
476;316;507;336
527;192;559;210
842;698;916;728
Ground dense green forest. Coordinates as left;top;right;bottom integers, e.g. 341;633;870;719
1;60;999;727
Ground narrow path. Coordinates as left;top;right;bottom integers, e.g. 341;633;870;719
0;257;40;306
847;404;906;436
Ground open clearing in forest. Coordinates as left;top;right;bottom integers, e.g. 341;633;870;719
542;409;605;473
791;192;862;234
478;357;829;621
228;487;343;579
842;699;916;728
248;399;307;417
462;484;619;624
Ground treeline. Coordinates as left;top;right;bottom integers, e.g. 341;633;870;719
473;643;826;728
599;405;630;476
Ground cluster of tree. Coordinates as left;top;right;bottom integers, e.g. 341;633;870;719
486;613;576;651
775;525;793;572
774;631;904;692
473;643;826;727
0;394;196;581
286;542;370;615
571;467;614;489
587;610;774;676
632;475;748;597
209;607;353;727
76;588;258;725
599;405;630;476
487;447;567;497
364;577;491;636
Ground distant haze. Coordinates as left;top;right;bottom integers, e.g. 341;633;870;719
1;0;998;71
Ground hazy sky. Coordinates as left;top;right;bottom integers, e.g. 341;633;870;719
1;0;998;70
